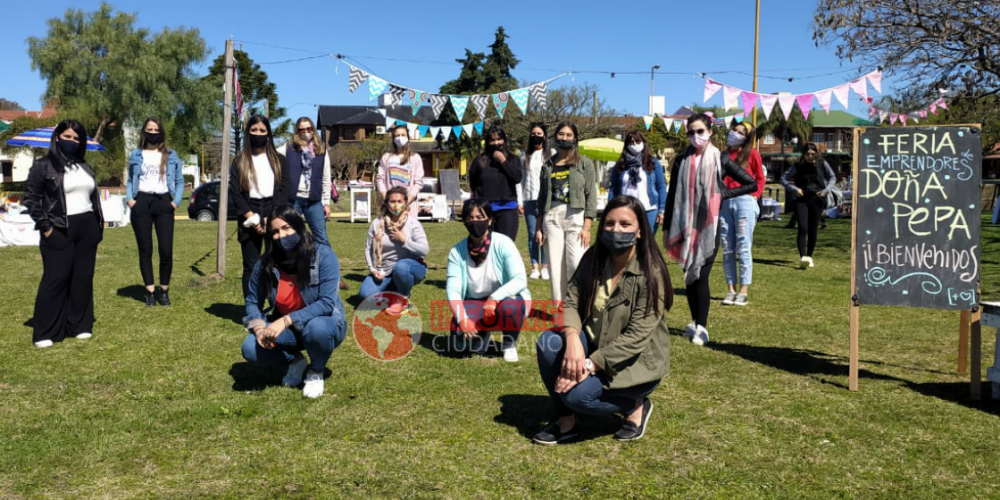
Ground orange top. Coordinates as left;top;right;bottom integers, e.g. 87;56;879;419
275;271;306;316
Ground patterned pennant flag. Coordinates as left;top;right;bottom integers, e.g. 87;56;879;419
759;94;778;120
741;92;759;117
452;125;464;139
777;94;797;121
387;84;406;105
474;122;484;136
429;94;449;119
866;70;882;94
471;94;490;120
493;92;509;118
463;124;474;137
673;120;684;132
348;66;368;94
418;125;429;138
450;95;469;120
509;88;530;114
723;86;740;110
704;79;723;102
368;76;387;101
796;93;815;120
910;115;919;124
429;126;441;140
408;90;429;114
849;78;868;103
832;83;850;109
529;82;548;110
815;89;833;113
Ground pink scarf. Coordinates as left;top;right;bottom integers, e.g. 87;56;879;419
665;144;723;285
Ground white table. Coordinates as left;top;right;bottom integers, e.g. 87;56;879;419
349;187;372;224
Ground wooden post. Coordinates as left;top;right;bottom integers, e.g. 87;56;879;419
849;128;862;390
959;310;970;376
750;0;761;150
217;39;234;277
972;305;982;399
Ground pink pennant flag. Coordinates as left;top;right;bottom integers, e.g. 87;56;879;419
704;79;723;102
777;94;797;121
832;83;851;109
869;107;878;119
900;114;909;126
759;94;778;120
796;93;815;120
704;111;715;120
849;78;868;103
937;98;948;110
890;113;899;125
866;70;883;94
917;110;928;118
815;89;833;112
929;102;938;115
723;86;740;110
741;91;759;117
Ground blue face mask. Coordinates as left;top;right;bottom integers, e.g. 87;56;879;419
278;233;301;251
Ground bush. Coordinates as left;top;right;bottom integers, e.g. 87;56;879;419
183;174;194;186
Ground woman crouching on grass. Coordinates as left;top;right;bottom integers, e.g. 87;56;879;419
533;195;672;444
241;205;346;398
360;186;429;310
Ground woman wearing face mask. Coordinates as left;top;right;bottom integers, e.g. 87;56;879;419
446;198;531;362
780;142;835;269
276;117;332;247
663;113;756;347
718;122;766;307
376;125;424;214
23;120;105;348
125;117;184;307
230;115;292;297
608;130;667;235
536;121;598;301
516;123;551;280
470;124;523;240
533;196;672;444
361;186;429;309
241;205;347;398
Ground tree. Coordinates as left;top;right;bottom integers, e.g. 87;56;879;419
205;49;290;151
483;27;519;91
755;104;813;153
0;98;24;111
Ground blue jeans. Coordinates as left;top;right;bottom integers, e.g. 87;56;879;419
449;293;528;351
718;195;759;286
536;329;659;417
293;197;329;247
645;209;659;236
359;258;427;299
523;200;545;266
241;316;346;373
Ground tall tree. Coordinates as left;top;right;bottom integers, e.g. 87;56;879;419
0;98;24;111
440;49;486;95
482;27;519;92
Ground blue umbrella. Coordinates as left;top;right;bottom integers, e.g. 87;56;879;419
5;126;105;152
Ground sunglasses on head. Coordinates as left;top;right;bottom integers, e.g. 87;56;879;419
686;128;709;137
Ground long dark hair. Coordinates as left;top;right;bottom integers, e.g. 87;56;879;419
139;116;169;178
260;205;316;290
553;121;580;165
477;123;510;170
235;115;282;193
49;119;89;168
525;122;552;162
577;195;672;317
615;130;655;173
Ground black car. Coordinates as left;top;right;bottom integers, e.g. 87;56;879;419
187;181;238;221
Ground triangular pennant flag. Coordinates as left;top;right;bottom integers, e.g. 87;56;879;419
509;88;530;114
429;126;441;140
869;106;878;119
463;123;474;137
661;117;672;130
452;125;464;139
910;115;919;124
849;78;868;103
704;79;723;102
368;76;387;101
441;126;453;141
832;83;850;109
796;93;815;120
735;116;745;123
815;89;833;113
741;92;759;117
471;95;490;120
673;120;684;132
642;116;653;130
385;116;395;130
450;95;469;120
386;84;405;105
723;86;740;110
417;125;429;138
759;94;778;120
473;122;484;136
529;82;548;110
405;122;418;134
929;102;938;115
724;115;735;128
879;110;889;123
937;98;948;110
376;108;387;117
493;92;509;118
890;113;899;125
429;94;448;119
777;94;797;121
900;114;908;126
917;109;928;118
866;70;882;94
408;90;429;114
348;66;368;94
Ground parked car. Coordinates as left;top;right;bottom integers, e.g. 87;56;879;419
187;181;238;221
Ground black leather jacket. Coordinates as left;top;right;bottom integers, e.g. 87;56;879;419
23;152;105;235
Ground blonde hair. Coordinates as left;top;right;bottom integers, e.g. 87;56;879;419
391;124;413;164
292;116;325;155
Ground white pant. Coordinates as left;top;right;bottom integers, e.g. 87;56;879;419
543;203;586;301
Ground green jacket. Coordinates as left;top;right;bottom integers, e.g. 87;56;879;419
535;155;599;220
563;254;671;390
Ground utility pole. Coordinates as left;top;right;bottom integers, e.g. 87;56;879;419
751;0;761;148
592;91;598;124
217;39;234;277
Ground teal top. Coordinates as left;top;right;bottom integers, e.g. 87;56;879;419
445;231;531;321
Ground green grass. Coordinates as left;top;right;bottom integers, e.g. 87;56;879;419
2;215;1000;499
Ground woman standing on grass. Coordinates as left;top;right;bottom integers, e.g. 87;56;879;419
780;142;835;270
125;117;184;307
663;113;756;347
718;122;766;307
230;115;291;298
608;130;666;235
533;196;672;444
516;122;550;280
360;186;429;309
241;205;346;399
470;124;523;240
24;120;104;348
535;121;598;301
276;116;332;247
376;125;424;214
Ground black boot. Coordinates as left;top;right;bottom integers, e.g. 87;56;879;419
145;289;156;307
157;287;171;306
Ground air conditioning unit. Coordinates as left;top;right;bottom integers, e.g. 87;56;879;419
375;126;386;135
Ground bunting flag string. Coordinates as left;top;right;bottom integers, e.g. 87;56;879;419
864;97;948;125
385;115;487;140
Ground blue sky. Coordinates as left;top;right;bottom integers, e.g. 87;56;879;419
1;0;882;120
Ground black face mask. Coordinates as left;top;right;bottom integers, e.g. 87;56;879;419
529;136;545;148
600;230;637;255
249;134;269;149
144;131;163;146
555;139;574;151
464;219;490;239
57;138;80;158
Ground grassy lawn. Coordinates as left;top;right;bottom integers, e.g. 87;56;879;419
2;214;1000;499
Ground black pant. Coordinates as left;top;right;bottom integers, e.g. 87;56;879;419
130;192;175;287
794;192;823;257
686;245;718;328
239;198;273;298
33;213;102;343
492;208;518;241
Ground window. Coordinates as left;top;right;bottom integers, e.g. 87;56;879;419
763;133;775;145
812;132;826;143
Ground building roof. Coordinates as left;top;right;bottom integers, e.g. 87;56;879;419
0;101;58;122
810;110;872;128
316;104;439;128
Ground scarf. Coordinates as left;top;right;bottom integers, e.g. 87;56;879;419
372;204;409;269
625;151;643;188
467;231;492;266
300;144;316;192
665;144;723;285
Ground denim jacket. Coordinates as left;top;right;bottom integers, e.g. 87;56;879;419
243;244;346;331
608;158;667;214
126;148;186;206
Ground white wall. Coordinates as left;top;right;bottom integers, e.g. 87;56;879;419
0;149;37;183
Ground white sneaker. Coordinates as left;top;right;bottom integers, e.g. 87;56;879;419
503;346;519;362
529;269;541;280
302;370;324;398
806;257;814;268
282;356;308;387
75;333;92;340
34;340;53;348
540;268;550;280
692;325;710;346
683;323;696;340
799;256;814;269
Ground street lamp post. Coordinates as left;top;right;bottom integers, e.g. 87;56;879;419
650;64;660;116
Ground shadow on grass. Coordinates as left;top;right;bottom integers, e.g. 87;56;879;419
229;362;333;392
343;273;366;284
116;285;149;303
206;303;244;324
754;258;795;268
494;394;622;443
903;382;1000;416
417;333;503;359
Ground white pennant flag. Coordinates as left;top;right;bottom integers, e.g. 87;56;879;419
661;116;671;130
832;83;851;109
815;89;833;113
879;110;889;123
724;115;735;128
440;126;453;141
723;85;741;110
429;126;441;140
385;116;395;129
462;123;474;137
777;94;797;121
849;78;868;104
642;116;653;130
759;94;778;119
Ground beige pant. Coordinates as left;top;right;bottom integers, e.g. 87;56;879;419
543;203;586;301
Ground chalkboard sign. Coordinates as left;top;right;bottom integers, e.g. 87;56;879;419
854;125;981;310
439;169;462;201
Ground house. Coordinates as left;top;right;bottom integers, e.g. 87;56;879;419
757;110;872;178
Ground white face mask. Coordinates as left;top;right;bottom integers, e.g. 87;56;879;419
690;133;711;149
627;143;644;155
727;131;745;147
393;136;408;147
